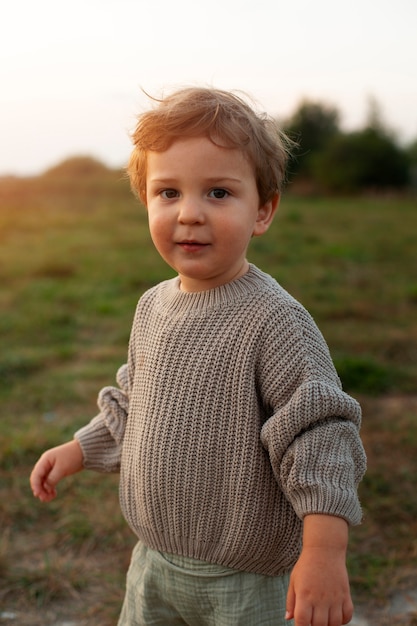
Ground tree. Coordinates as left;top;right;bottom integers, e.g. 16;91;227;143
313;127;410;193
283;100;341;181
406;139;417;190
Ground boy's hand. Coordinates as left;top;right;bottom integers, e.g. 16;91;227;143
30;440;84;502
285;515;353;626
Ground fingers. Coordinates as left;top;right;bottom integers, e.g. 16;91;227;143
30;440;84;502
287;598;353;626
34;481;57;503
342;598;354;625
285;578;295;621
30;454;57;502
286;571;354;626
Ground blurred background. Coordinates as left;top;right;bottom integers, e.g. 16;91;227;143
1;1;416;624
1;0;416;179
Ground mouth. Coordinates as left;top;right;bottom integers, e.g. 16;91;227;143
177;240;209;252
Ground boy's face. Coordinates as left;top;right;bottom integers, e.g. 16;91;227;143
145;136;278;292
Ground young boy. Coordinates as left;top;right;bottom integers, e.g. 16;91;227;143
30;87;366;626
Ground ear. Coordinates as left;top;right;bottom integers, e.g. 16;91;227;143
252;194;280;237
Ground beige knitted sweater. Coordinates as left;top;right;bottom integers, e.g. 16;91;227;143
75;264;366;576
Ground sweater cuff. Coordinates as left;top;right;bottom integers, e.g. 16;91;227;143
290;485;363;526
75;413;121;473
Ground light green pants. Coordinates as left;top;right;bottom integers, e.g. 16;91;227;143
118;542;293;626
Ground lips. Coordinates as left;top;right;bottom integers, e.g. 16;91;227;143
177;240;209;252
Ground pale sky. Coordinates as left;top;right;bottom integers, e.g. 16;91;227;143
1;0;416;176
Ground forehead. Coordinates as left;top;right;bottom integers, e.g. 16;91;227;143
146;136;254;179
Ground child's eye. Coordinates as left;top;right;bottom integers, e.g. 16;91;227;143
160;189;179;199
208;188;229;199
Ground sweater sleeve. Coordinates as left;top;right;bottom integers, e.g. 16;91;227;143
259;301;366;526
261;380;366;525
74;363;129;472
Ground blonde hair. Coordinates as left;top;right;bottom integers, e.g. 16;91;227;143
127;87;292;205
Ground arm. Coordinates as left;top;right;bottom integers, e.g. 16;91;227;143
259;302;366;527
30;363;130;499
286;514;353;626
30;439;84;502
256;301;365;624
73;363;130;472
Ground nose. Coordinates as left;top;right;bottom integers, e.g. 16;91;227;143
178;197;205;224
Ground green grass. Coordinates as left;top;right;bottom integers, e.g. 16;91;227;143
0;170;416;621
251;195;417;394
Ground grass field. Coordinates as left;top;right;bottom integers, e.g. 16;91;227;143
1;168;416;624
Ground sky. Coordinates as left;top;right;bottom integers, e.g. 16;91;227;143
1;0;416;176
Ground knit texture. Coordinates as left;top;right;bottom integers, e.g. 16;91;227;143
75;264;366;576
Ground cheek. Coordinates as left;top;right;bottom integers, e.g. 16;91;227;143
147;212;171;248
147;210;163;233
229;216;258;241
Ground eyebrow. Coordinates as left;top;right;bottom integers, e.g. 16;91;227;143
205;177;243;184
148;177;243;185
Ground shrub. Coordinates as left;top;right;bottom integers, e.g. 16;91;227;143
335;356;393;394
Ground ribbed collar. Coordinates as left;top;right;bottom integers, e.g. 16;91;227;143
156;264;274;317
